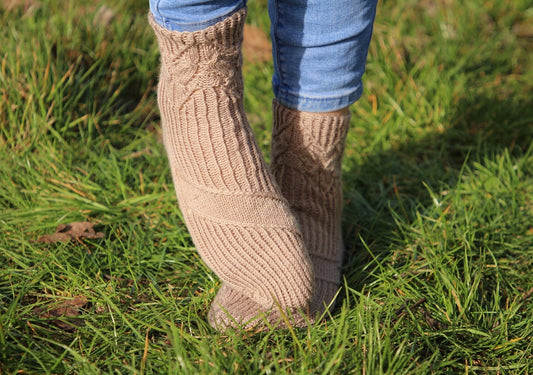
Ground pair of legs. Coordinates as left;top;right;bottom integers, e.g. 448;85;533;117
149;0;377;329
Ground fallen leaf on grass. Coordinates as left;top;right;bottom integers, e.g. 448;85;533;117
37;221;104;243
513;21;533;39
1;0;41;14
92;5;115;28
243;23;272;64
33;295;89;332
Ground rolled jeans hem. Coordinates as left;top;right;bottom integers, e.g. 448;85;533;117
274;83;363;113
149;0;246;32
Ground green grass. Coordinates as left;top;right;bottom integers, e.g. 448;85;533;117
1;0;532;373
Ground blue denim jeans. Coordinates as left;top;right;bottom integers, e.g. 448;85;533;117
149;0;377;112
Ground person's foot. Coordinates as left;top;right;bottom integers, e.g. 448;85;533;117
208;283;311;330
270;100;351;314
207;100;351;328
149;9;313;330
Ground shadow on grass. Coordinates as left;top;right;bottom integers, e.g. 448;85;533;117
341;90;533;293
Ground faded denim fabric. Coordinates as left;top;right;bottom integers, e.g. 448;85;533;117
149;0;377;112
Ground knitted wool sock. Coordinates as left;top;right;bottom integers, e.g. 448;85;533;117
270;100;351;314
209;100;351;324
149;9;313;328
207;283;310;329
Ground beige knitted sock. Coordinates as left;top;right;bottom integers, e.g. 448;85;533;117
149;9;313;328
209;100;351;324
271;100;351;314
207;283;310;329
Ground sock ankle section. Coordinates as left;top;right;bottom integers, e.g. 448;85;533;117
271;100;351;312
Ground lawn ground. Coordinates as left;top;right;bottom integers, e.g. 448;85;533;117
1;0;532;373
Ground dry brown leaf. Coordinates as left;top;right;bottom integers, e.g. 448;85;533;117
37;221;104;243
1;0;40;13
93;5;116;28
243;23;272;64
513;21;533;39
34;295;89;332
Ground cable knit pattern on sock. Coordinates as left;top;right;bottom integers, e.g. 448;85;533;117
271;100;351;314
209;100;351;326
149;9;313;329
